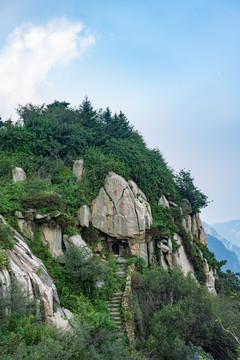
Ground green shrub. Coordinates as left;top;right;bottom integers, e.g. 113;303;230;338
126;255;147;274
0;219;15;250
0;250;10;270
172;341;214;360
27;229;62;280
0;315;132;360
133;265;240;360
0;219;15;270
101;258;121;300
22;192;64;212
175;169;209;214
62;245;106;297
151;204;178;237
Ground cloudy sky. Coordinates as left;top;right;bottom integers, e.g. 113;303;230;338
1;0;240;224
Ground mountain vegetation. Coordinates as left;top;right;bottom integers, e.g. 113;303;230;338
0;99;240;359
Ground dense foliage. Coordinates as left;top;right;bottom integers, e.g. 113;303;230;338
0;99;223;359
175;169;209;214
133;266;240;360
0;98;208;217
0;219;15;270
0;282;132;360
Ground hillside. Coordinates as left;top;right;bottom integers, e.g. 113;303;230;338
0;99;240;360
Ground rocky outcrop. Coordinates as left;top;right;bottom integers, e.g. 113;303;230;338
78;205;91;227
17;219;35;241
40;223;63;258
12;167;27;182
63;234;92;258
0;217;72;329
0;268;11;316
203;260;217;295
73;159;84;182
172;233;195;277
91;172;152;239
158;194;170;208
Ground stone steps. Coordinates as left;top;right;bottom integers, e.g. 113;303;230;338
107;257;127;342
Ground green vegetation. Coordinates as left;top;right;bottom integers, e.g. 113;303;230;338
0;98;188;219
175;169;209;214
0;219;15;270
152;204;179;237
0;98;235;359
0;283;132;360
0;233;132;359
133;265;240;360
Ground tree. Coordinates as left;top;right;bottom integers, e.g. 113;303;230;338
78;97;97;127
175;169;209;213
0;115;4;128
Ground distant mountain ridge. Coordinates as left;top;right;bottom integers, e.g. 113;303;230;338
203;222;240;273
212;220;240;247
203;222;240;261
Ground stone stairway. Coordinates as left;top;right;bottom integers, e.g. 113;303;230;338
108;256;127;341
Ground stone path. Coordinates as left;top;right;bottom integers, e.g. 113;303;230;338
108;256;127;341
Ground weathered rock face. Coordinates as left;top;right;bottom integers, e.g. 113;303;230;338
0;268;11;316
91;172;152;239
78;205;91;227
12;167;27;182
40;223;63;258
192;213;207;246
172;233;195;277
158;194;170;208
203;260;217;295
63;234;92;258
0;217;71;329
73;159;84;182
181;198;192;215
17;219;35;241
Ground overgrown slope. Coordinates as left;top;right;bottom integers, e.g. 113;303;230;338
1;99;239;360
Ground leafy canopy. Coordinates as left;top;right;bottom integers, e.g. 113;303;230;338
175;169;209;213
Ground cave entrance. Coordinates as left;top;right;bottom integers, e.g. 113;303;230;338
112;243;120;255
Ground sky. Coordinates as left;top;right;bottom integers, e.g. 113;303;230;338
0;0;240;224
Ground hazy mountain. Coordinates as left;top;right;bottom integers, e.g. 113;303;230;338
212;220;240;247
203;222;240;261
203;222;240;273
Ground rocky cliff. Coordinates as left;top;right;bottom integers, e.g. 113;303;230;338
0;216;72;329
0;169;217;324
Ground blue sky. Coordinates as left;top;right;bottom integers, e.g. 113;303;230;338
1;0;240;223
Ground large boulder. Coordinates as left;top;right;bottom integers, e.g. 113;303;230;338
0;268;11;316
40;224;63;258
78;205;91;227
158;194;170;208
203;259;217;295
0;217;71;329
91;172;152;239
172;233;195;277
181;198;192;214
63;234;92;258
192;213;207;246
73;159;84;182
12;167;27;182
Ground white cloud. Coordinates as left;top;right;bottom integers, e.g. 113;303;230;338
0;18;95;120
